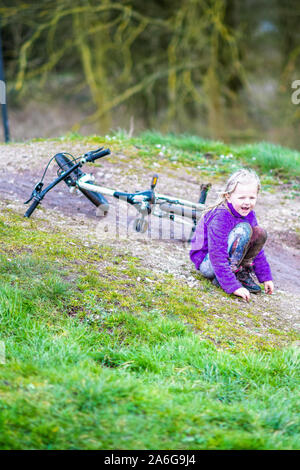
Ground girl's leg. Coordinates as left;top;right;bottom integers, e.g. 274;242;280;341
228;222;252;272
199;253;215;279
199;223;267;293
231;224;268;294
199;222;252;279
241;226;267;267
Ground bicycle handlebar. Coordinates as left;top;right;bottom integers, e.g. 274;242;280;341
24;197;41;218
24;147;111;218
84;148;111;163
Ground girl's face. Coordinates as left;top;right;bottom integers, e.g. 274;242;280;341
226;181;258;217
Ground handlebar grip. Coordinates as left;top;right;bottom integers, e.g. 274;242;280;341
24;198;40;218
85;148;111;163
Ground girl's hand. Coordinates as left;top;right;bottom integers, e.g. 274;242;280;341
264;280;274;295
233;287;250;302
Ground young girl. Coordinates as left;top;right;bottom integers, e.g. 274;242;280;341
190;169;274;302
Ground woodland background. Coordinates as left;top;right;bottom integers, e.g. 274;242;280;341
1;0;300;148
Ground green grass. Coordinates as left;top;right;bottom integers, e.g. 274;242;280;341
138;131;300;178
0;210;299;450
25;129;300;181
41;129;299;181
235;142;300;178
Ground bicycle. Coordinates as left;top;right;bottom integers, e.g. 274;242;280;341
24;147;210;241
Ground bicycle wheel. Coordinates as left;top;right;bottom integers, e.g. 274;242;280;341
55;153;110;214
133;217;148;233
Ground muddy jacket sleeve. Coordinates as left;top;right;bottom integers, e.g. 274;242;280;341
207;211;242;294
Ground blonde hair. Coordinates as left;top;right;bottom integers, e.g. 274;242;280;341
203;168;261;215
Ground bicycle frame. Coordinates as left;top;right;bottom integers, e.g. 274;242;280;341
24;147;210;240
76;174;206;228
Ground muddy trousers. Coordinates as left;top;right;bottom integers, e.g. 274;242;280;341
199;223;267;280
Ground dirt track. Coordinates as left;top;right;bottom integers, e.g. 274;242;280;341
0;141;299;332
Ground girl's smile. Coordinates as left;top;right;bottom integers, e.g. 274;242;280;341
225;182;258;217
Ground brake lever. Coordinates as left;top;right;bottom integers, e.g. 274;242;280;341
24;182;44;204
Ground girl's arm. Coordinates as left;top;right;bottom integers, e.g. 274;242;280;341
253;249;273;283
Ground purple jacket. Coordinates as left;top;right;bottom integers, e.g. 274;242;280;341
190;202;273;294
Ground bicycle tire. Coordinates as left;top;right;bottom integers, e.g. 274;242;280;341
133;218;148;233
55;153;110;213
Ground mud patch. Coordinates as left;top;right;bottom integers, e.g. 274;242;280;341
264;242;300;293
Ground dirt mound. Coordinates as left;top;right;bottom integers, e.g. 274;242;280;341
0;141;299;336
